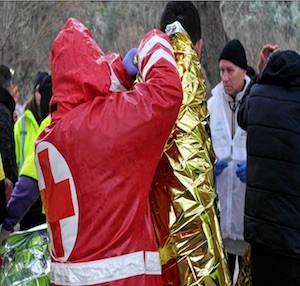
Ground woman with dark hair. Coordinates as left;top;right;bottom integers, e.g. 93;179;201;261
13;71;48;230
15;72;48;172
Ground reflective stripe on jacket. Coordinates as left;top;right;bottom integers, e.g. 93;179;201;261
14;109;39;173
51;251;160;285
21;116;51;180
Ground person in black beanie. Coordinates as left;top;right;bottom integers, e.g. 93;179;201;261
219;39;247;70
0;65;17;186
0;64;17;232
207;39;252;281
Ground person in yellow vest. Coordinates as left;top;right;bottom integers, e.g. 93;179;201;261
15;72;48;172
13;72;49;230
0;75;52;245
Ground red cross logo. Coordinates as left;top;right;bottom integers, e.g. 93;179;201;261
38;148;75;258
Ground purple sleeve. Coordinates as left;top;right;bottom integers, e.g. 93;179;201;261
3;175;40;231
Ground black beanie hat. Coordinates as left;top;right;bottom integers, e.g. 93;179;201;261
33;71;49;90
219;39;247;70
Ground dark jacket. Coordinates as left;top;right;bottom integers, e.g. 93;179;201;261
238;50;300;257
0;86;17;184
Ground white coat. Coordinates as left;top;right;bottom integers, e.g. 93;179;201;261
208;76;250;254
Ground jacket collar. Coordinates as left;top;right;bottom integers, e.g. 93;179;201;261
0;86;15;116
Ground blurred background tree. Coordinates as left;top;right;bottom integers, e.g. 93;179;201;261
0;1;299;104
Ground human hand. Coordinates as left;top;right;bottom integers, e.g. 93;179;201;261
215;159;228;176
123;48;138;78
4;178;13;203
0;227;11;247
258;44;280;72
236;160;247;183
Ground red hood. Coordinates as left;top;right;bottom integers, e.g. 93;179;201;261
50;18;111;122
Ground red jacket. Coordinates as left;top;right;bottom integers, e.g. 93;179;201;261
35;18;182;286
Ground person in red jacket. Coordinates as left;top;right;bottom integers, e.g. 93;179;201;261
35;18;183;286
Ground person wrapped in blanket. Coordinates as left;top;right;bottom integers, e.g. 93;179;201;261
148;2;231;285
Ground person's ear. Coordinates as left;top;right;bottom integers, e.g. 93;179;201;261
194;39;203;59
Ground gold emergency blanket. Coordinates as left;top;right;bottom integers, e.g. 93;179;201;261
148;33;231;286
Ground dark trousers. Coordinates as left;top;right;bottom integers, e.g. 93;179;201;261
0;180;5;224
251;245;300;286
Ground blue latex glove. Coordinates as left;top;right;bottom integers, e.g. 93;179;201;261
123;47;138;77
236;160;247;183
215;159;228;176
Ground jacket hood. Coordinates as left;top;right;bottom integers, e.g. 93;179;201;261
258;50;300;87
50;18;111;122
